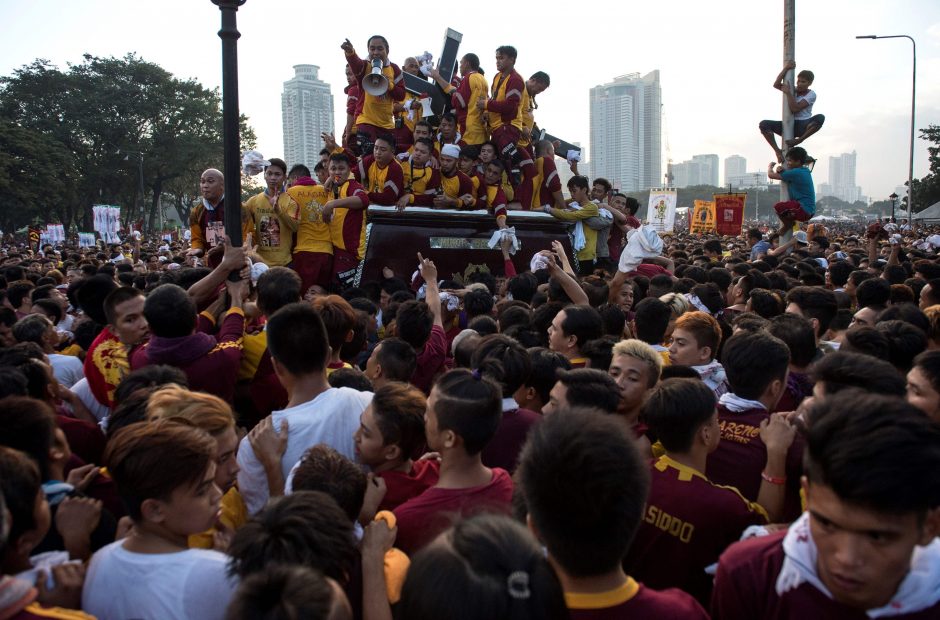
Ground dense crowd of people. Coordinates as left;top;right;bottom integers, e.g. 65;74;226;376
1;34;940;620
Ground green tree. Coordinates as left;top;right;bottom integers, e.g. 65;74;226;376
909;124;940;214
0;54;257;234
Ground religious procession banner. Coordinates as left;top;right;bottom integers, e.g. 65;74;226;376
79;233;97;248
713;193;746;236
646;188;677;234
690;200;716;234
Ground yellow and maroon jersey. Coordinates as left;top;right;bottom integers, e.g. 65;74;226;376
440;170;474;202
288;183;333;255
453;71;489;145
355;155;405;206
402;162;441;207
518;87;534;148
346;53;405;129
487;70;525;132
531;156;562;210
624;455;767;605
328;179;370;260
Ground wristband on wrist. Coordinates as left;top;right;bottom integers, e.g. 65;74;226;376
761;471;786;485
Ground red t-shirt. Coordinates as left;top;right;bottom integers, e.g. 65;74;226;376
481;407;541;474
706;404;805;521
376;458;440;512
624;456;767;605
410;324;448;395
566;577;708;620
712;531;940;620
393;467;513;555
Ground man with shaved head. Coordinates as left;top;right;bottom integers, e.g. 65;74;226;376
188;168;254;267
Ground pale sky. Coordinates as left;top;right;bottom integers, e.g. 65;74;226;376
2;0;939;201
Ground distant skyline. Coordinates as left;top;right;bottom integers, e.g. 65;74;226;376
1;0;938;201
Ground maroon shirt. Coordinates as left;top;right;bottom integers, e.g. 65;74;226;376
712;531;940;620
624;455;767;605
410;324;448;395
567;578;709;620
393;467;513;555
131;309;244;404
706;404;805;521
376;458;440;512
481;406;541;473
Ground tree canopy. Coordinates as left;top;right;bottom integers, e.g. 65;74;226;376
0;54;256;234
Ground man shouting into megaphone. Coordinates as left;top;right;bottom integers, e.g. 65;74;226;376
342;35;406;156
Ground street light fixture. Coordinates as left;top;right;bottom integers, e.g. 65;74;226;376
856;34;916;230
117;149;146;233
889;192;898;223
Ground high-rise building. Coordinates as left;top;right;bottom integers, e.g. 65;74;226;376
589;71;662;192
818;151;862;203
724;155;746;185
282;65;334;171
668;160;702;188
692;154;719;187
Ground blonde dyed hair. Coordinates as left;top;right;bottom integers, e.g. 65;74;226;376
611;339;663;387
925;305;940;344
659;292;691;319
146;385;235;436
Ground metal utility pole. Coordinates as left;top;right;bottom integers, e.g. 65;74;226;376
781;0;795;204
211;0;246;248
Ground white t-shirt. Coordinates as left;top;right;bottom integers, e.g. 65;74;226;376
794;89;816;120
82;541;236;620
70;377;111;425
237;387;373;514
48;353;84;389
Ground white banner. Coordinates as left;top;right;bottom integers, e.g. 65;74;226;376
92;205;123;243
646;188;677;234
79;232;97;248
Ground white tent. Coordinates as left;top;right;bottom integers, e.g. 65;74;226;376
913;201;940;221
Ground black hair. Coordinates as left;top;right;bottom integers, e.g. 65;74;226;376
371;381;427;460
810;351;905;396
472;334;532;396
878;303;930;335
841;326;891;360
596;304;626;338
267;302;330;375
876;320;927;372
497;304;532;333
913;350;940;394
805;391;940;515
785;286;838;336
432;369;502;455
265;157;287;174
529;71;550;86
0;366;28;399
856;278;891;309
0;446;43;546
396;300;434;351
288;164;311;178
75;274;118;325
228;491;357;582
464;288;494;320
644;378;717;453
372;337;416;382
495;45;518;60
103;286;144;326
566;175;589;191
632;297;670;345
659;364;702;380
720;331;790;400
580;336;618;371
468;315;498;336
12;314;51;347
225;565;335;620
256;267;302;316
559;305;603;351
517;409;649;576
113;365;188;408
523;347;571;405
555;368;621;414
291;445;366;523
374;132;396;150
767;313;817;368
0;396;57;481
399;514;568;620
367;34;389;49
327;367;373;392
143;284;195;338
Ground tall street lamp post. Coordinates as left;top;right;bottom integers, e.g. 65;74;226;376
856;34;916;230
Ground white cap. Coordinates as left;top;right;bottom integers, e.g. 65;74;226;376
441;144;461;159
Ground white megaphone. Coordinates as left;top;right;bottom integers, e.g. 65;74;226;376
363;58;389;97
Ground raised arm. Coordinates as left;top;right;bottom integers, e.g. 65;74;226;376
772;60;795;91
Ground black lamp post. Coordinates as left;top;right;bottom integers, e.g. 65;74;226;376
211;0;246;248
889;192;898;223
